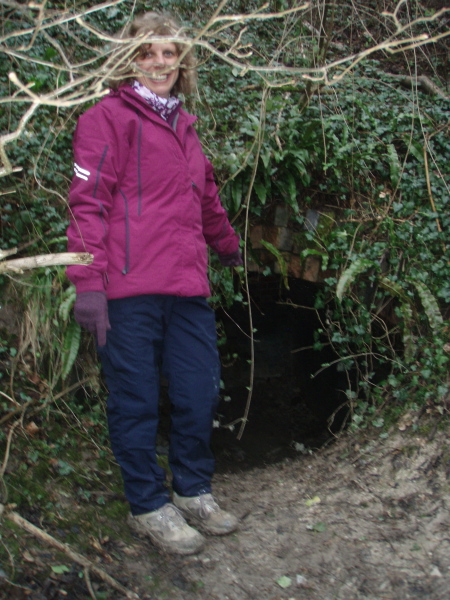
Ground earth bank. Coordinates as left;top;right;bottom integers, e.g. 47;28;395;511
2;415;450;600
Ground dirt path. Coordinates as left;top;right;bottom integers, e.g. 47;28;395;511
118;423;450;600
3;421;450;600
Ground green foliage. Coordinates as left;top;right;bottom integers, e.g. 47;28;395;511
336;259;376;301
208;258;245;309
200;56;449;427
2;4;448;593
260;239;289;289
1;2;449;431
61;319;81;381
3;269;94;401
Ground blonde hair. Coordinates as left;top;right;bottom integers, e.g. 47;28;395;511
109;11;197;96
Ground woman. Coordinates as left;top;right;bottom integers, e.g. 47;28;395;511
66;12;241;556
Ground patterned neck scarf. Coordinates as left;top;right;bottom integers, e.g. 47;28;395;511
132;80;181;121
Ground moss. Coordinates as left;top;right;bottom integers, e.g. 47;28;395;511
0;518;23;557
4;466;53;508
102;499;128;521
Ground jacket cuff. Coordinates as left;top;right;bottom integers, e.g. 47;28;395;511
218;250;243;267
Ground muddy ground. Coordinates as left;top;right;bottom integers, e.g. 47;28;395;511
2;411;450;600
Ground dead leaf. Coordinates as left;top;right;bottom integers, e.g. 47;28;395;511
23;550;35;563
89;536;103;551
25;421;39;436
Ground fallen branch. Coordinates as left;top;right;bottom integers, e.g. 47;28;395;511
0;252;93;274
387;73;449;98
0;504;140;600
0;247;18;260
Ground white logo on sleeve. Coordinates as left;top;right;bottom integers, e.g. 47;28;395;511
74;163;91;181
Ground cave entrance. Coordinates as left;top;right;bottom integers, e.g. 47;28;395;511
212;275;349;473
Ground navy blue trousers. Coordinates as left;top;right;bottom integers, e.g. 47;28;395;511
98;295;220;515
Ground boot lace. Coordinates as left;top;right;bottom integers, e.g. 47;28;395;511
198;494;219;519
158;504;186;530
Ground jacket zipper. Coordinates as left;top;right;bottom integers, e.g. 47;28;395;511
93;145;108;198
119;189;130;274
94;146;109;235
136;115;143;216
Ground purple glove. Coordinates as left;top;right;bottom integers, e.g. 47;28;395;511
74;292;111;347
218;250;243;267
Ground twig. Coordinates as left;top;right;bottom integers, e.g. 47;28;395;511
423;145;447;255
0;376;94;426
237;88;271;440
0;187;16;197
0;421;21;480
84;566;98;600
1;505;140;600
0;0;128;44
0;101;39;176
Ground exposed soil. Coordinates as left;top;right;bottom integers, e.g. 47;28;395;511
2;415;450;600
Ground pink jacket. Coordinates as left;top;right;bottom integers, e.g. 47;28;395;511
66;85;239;300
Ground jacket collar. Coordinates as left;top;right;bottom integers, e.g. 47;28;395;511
112;85;198;129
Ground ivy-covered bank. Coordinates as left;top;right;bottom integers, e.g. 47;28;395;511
1;1;449;444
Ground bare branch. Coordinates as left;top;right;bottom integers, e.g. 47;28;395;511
382;4;450;34
0;0;448;176
1;505;140;600
209;2;310;24
0;253;93;274
0;0;127;45
0;101;39;176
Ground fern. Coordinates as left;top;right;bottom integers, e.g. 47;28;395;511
61;320;81;380
260;239;289;289
399;302;416;363
300;248;329;271
379;277;418;361
386;143;401;189
408;279;444;333
336;258;374;301
58;285;77;322
378;277;410;305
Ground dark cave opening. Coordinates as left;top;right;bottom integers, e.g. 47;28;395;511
212;275;350;473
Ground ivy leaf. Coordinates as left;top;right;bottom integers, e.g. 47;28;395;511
276;576;292;588
51;565;70;574
253;180;267;204
305;496;321;507
231;179;243;213
56;460;74;476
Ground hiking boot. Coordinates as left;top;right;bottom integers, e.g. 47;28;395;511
173;492;239;535
128;503;204;555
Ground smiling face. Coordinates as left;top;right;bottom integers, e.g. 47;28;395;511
135;42;180;99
